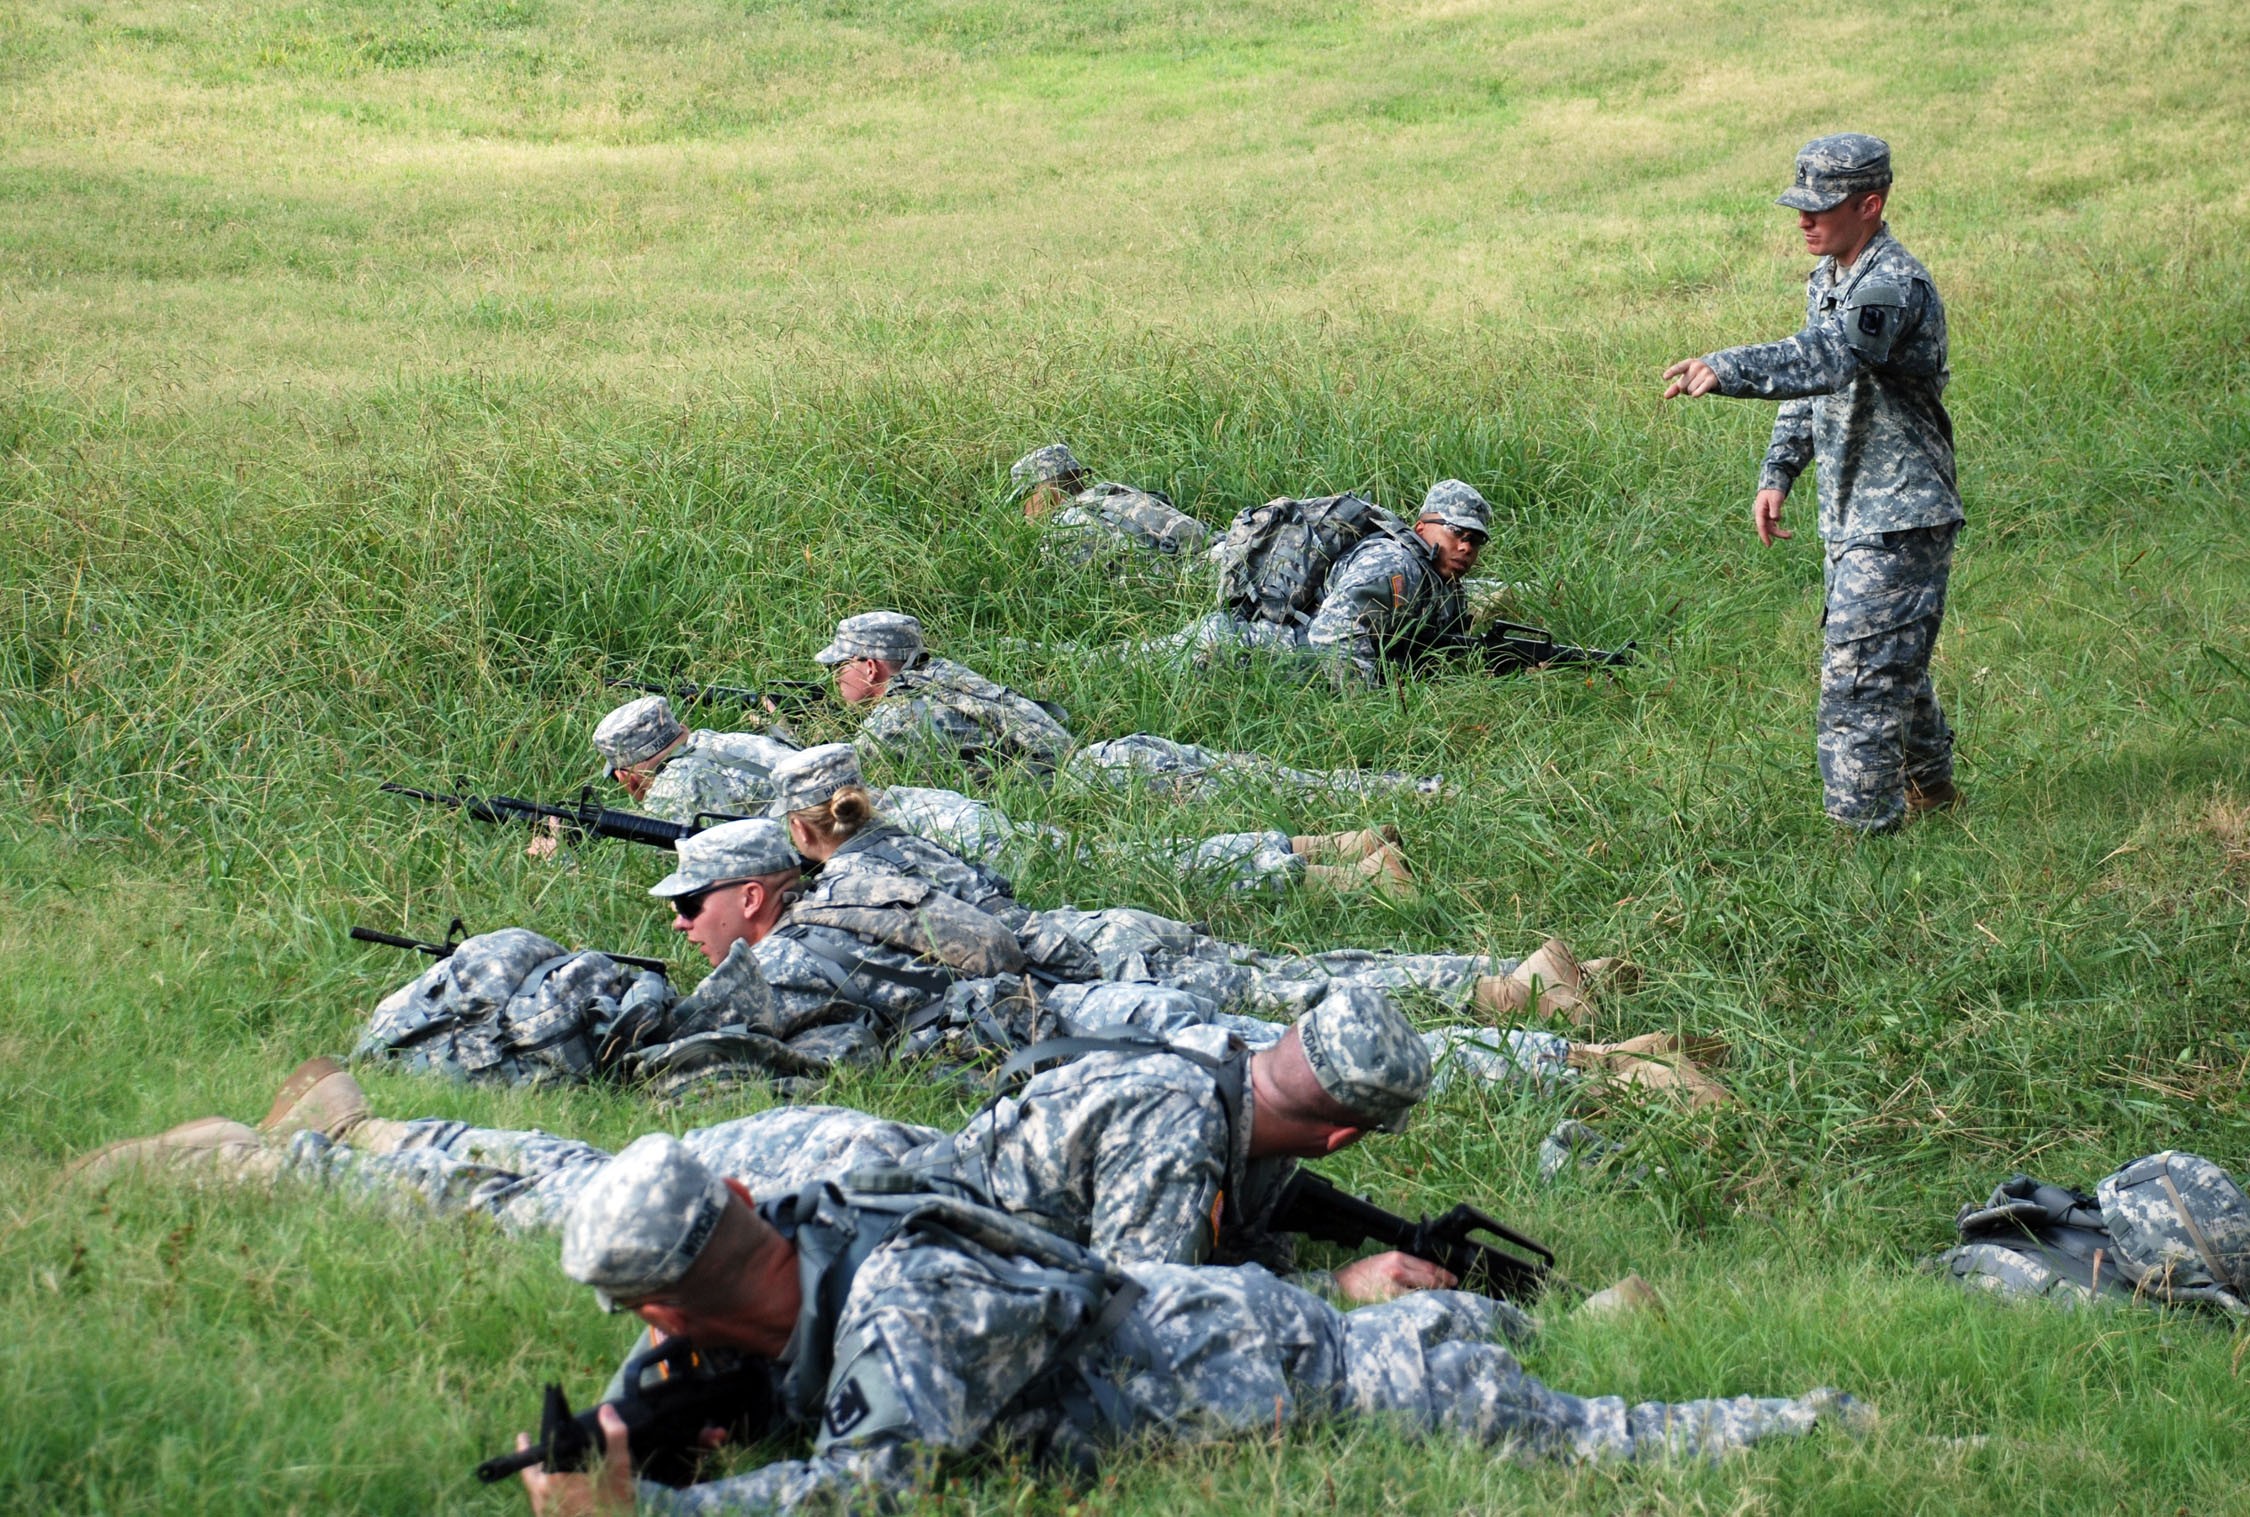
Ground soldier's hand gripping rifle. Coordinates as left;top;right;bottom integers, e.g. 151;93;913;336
609;676;830;720
1271;1170;1560;1303
1475;620;1637;676
350;919;670;975
381;782;752;852
475;1332;779;1488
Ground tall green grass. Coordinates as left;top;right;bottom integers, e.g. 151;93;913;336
3;0;2248;1510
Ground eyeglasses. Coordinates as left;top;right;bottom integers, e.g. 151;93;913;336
671;885;721;921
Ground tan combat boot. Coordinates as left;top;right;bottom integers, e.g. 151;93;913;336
1289;827;1402;865
1470;937;1587;1022
63;1117;277;1185
259;1056;373;1140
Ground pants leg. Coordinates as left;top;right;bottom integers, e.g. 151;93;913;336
1819;526;1957;831
1341;1290;1858;1460
281;1123;612;1234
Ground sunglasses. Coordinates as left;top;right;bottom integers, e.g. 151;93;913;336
672;884;723;921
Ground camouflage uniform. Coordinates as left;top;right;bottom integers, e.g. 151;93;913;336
640;731;801;822
1011;444;1213;569
855;656;1077;774
1698;135;1963;831
351;928;763;1088
1028;904;1507;1018
281;1104;940;1235
1302;481;1489;688
1063;734;1440;802
591;695;798;823
556;1147;1862;1515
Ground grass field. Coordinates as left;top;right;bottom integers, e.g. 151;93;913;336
4;0;2249;1510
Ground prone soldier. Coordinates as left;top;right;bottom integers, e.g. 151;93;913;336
1009;443;1213;567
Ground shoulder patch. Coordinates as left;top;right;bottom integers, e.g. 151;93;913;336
825;1375;873;1437
1857;306;1887;337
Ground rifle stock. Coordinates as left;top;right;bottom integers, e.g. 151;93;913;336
1272;1170;1557;1302
475;1333;776;1488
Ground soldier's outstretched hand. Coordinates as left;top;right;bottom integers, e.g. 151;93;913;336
1753;488;1793;545
1333;1250;1459;1303
1661;358;1719;399
519;1404;634;1517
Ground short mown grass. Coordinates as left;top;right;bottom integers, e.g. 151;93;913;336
3;0;2248;1511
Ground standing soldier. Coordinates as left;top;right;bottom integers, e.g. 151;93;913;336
1663;133;1963;833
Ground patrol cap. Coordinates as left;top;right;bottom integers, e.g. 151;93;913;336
1777;133;1893;213
1009;444;1085;499
592;695;688;771
1294;985;1433;1133
768;742;864;818
2096;1151;2250;1298
814;611;927;668
562;1135;734;1312
1418;480;1491;541
648;817;800;900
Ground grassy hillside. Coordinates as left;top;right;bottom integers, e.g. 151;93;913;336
3;0;2248;1510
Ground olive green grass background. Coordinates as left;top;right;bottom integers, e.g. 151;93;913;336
3;0;2248;1510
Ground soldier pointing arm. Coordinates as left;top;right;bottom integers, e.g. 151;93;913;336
1664;133;1965;833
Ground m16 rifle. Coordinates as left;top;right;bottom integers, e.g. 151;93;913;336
380;782;752;851
1271;1170;1560;1303
609;677;830;719
350;920;670;975
1473;620;1636;676
475;1332;779;1487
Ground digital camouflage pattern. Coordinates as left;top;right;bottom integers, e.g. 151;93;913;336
1819;524;1956;830
639;730;801;824
1304;526;1473;686
813;820;1026;925
815;611;927;667
1700;228;1961;543
854;655;1076;773
648;818;802;899
873;783;1032;865
2096;1151;2250;1312
764;742;862;819
353;929;784;1088
1415;479;1493;537
1044;481;1213;566
1774;132;1894;214
591;695;688;769
280;1104;941;1235
1025;904;1506;1017
560;1134;735;1305
617;1185;1863;1514
1063;732;1440;802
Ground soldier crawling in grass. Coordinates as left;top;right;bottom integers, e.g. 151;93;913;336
1009;443;1213;569
1145;479;1491;687
71;984;1472;1307
506;1138;1866;1515
1662;133;1964;835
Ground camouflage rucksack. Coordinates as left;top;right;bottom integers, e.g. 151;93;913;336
1212;493;1406;626
1927;1151;2250;1316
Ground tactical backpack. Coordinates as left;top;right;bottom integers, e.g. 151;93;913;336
1212;493;1407;626
1927;1150;2250;1316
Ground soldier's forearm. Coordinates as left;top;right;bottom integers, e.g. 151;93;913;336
1705;330;1864;402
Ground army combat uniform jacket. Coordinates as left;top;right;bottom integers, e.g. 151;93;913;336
1305;527;1472;686
855;656;1076;774
1044;481;1212;567
624;1185;1860;1514
639;729;803;824
1700;227;1961;543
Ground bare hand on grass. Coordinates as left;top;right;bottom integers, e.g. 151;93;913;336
1333;1250;1458;1303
